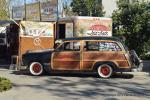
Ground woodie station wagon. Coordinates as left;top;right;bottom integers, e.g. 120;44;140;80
22;37;141;78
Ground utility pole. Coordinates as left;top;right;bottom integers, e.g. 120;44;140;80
24;0;26;20
39;0;41;21
57;0;59;21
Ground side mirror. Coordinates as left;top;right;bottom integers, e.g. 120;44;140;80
54;43;60;49
55;39;63;49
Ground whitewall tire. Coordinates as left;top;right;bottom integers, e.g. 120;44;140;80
97;64;113;78
29;62;43;76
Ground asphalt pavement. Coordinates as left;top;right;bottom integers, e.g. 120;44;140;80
0;68;150;100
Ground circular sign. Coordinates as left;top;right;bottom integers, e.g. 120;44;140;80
34;38;41;46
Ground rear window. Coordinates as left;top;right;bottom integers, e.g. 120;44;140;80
84;41;122;51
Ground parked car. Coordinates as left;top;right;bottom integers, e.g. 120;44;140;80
22;37;142;78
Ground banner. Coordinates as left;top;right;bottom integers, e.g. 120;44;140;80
20;21;54;37
11;0;64;21
12;6;25;20
74;17;112;37
40;1;57;21
26;3;40;21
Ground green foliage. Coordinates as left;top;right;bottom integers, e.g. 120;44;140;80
0;77;12;92
112;0;150;59
63;1;77;16
70;0;105;17
141;39;150;59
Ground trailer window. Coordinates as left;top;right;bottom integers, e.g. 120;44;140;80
58;23;73;39
58;24;66;39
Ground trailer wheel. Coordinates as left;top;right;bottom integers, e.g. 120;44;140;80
97;64;113;78
29;62;43;76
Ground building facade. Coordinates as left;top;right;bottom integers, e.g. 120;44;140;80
102;0;150;17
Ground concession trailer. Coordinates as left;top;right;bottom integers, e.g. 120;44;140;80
0;16;112;70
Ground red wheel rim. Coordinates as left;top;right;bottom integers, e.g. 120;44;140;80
32;64;41;73
100;66;110;76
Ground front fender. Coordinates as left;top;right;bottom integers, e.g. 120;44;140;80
22;50;52;66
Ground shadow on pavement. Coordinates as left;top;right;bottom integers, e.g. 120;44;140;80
11;70;134;79
11;71;150;100
8;69;150;100
0;65;10;69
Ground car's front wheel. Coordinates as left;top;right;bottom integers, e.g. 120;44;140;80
97;64;113;78
29;62;44;76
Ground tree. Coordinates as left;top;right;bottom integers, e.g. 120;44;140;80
142;39;150;59
70;0;105;17
0;0;10;19
63;1;77;17
112;0;150;59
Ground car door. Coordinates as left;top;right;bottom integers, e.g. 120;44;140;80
51;41;81;70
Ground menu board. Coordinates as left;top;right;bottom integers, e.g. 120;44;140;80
40;1;57;21
12;6;25;20
26;3;40;21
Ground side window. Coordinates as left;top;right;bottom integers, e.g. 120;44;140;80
85;41;122;51
58;41;80;51
99;42;122;51
85;41;99;51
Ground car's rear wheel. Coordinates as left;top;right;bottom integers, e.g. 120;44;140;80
97;64;113;78
29;62;43;76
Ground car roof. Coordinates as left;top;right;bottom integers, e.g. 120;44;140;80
63;37;121;42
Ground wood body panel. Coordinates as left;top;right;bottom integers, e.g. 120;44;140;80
52;52;80;70
82;52;130;70
83;52;126;60
51;51;130;70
